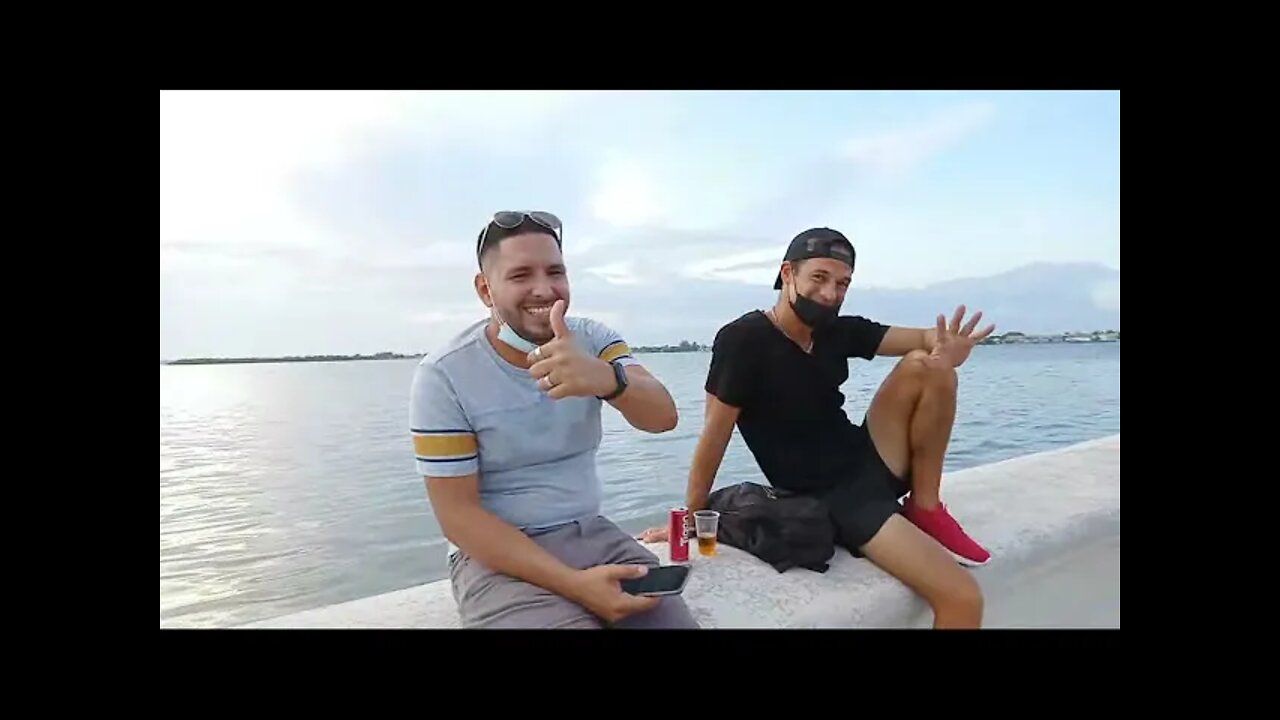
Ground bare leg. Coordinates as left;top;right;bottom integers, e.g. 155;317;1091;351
864;350;989;566
904;355;956;509
865;349;957;508
860;515;983;628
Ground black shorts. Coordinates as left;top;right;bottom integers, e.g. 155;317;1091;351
814;421;910;556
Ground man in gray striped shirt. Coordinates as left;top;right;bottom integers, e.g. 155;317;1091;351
410;211;699;629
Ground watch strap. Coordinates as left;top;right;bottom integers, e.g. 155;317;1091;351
597;360;627;401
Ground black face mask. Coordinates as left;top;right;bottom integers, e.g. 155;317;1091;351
790;286;839;328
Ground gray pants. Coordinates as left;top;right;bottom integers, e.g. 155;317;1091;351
449;515;700;629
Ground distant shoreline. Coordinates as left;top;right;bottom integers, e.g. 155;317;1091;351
979;331;1119;345
162;331;1119;366
163;353;424;366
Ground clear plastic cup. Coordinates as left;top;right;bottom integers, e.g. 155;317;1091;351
694;510;720;556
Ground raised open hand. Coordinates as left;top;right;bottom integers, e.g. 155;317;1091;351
930;305;995;368
526;300;617;399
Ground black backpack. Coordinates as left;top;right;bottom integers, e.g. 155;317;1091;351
708;482;836;573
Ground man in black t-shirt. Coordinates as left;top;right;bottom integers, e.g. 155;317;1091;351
646;227;996;629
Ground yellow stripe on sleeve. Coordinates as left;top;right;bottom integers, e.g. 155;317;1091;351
598;342;632;364
412;433;478;458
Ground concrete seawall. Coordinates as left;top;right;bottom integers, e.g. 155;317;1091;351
242;434;1120;629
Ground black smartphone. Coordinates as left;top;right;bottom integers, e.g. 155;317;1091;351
619;565;691;597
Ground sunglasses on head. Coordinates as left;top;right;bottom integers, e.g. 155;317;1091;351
476;210;563;262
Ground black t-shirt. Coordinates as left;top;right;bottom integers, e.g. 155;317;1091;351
705;310;890;492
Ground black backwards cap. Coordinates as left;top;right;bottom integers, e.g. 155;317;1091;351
773;227;856;290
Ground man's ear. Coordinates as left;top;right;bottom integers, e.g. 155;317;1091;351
474;272;493;308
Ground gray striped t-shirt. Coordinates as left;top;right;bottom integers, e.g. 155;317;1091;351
409;317;639;534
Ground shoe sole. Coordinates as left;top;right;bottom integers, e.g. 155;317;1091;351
947;547;991;567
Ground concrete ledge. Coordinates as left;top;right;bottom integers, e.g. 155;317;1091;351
242;434;1120;629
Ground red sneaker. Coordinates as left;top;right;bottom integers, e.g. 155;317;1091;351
903;498;991;567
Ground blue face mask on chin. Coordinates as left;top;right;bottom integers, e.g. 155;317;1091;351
496;320;540;354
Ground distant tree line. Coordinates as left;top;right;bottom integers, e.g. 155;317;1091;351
632;340;707;353
164;351;425;366
979;330;1119;345
165;329;1121;366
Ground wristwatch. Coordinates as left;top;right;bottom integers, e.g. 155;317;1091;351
597;360;628;401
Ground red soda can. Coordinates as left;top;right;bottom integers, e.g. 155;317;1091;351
669;507;690;562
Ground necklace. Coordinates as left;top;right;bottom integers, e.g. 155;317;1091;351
765;309;813;354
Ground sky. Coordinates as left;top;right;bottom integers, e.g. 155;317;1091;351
159;90;1120;359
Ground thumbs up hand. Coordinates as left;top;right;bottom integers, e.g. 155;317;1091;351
527;299;618;400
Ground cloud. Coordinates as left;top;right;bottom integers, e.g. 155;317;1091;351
160;91;1115;359
406;304;488;344
585;262;642;286
680;247;784;284
839;102;996;181
1091;280;1120;311
566;226;783;290
659;103;999;254
589;156;665;228
160;91;412;249
566;103;998;290
161;94;996;356
160;90;604;260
